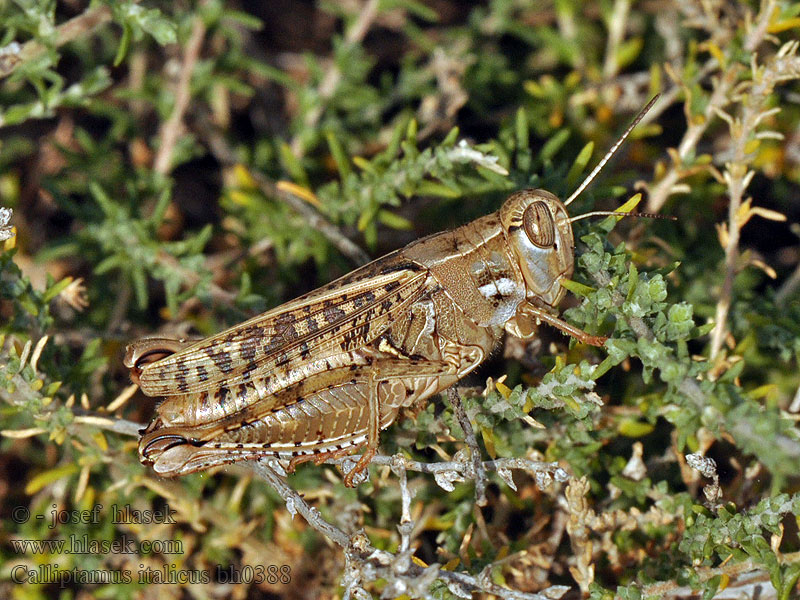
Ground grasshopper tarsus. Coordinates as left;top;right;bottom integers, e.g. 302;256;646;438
342;448;376;487
581;333;608;347
285;446;365;485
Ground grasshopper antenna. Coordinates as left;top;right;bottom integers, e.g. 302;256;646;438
564;94;660;207
567;210;676;224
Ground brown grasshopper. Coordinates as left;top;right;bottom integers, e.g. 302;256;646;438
125;96;661;487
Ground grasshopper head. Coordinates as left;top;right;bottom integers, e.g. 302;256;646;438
497;96;662;309
500;189;573;308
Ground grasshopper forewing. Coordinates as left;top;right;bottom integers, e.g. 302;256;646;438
126;96;660;486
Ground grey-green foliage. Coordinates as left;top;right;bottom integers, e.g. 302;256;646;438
0;1;175;126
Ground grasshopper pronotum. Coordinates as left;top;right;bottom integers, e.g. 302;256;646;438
126;96;661;487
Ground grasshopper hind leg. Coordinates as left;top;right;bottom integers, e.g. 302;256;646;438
287;378;402;487
341;379;381;487
140;427;371;477
140;359;457;484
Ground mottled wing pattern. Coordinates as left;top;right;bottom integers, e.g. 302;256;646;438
136;261;429;396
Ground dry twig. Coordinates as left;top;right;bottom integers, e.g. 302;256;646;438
602;0;632;80
153;16;207;175
250;458;569;600
0;5;114;79
447;387;487;506
710;43;800;358
644;66;738;213
203;117;370;266
288;0;380;158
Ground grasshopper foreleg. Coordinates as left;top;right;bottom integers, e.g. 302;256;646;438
506;302;607;347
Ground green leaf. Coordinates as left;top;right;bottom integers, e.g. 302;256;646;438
377;209;413;231
25;464;79;495
278;142;309;187
566;141;594;190
597;193;643;232
42;278;74;303
113;22;133;67
442;127;460;146
616;38;644;70
416;181;461;198
515;107;529;151
221;10;264;29
326;131;351;180
131;265;148;310
618;419;655;437
539;129;570;162
560;278;596;297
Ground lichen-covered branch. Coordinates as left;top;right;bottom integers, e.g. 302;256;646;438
447;387;487;506
250;458;568;600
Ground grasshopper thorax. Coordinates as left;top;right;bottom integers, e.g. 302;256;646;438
499;189;574;308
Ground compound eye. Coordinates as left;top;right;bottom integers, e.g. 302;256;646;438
522;201;556;248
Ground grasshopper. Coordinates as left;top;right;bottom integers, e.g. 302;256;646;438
125;96;660;487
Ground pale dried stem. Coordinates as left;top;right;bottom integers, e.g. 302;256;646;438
643;1;777;214
0;5;115;79
155;250;236;305
105;278;131;334
327;453;565;479
563;477;594;590
153;16;207;176
272;183;370;266
744;0;777;53
555;6;582;71
710;191;742;359
710;178;744;359
127;50;149;118
776;259;800;305
790;384;800;413
710;50;800;359
249;459;559;600
129;15;227;312
602;0;631;80
253;448;779;599
447;387;487;506
251;461;351;548
645;65;737;213
0;366;143;438
642;560;771;599
289;0;380;158
72;415;142;437
393;459;413;554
